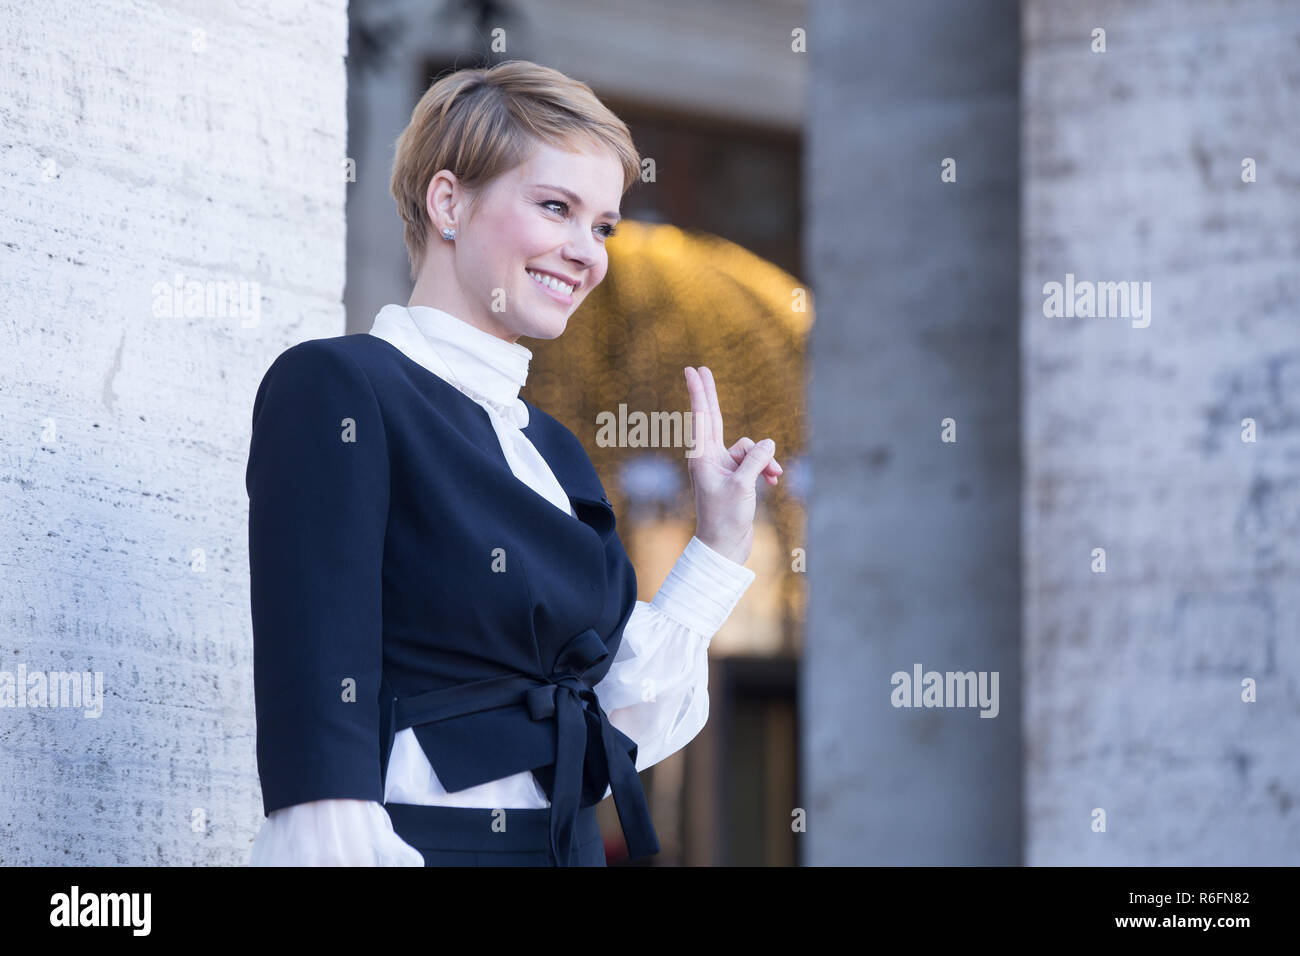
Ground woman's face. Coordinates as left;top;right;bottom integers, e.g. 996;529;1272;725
441;140;624;344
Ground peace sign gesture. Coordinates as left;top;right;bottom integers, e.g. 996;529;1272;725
683;366;782;566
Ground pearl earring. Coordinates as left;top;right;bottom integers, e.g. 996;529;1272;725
442;227;456;241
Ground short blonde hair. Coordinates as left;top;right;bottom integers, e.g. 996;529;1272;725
390;59;641;281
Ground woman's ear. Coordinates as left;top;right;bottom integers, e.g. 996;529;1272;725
426;169;459;236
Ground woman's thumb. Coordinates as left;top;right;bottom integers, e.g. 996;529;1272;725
732;438;776;487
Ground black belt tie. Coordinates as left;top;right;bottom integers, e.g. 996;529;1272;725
389;627;660;865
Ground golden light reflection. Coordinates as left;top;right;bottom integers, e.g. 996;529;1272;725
523;220;812;654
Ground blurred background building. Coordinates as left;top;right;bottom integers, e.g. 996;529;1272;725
1;0;1295;866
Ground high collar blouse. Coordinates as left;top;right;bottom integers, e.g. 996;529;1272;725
249;304;756;866
367;303;573;516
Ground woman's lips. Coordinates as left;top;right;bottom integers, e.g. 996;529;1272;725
526;269;574;305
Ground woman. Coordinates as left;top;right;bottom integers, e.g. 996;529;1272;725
246;60;781;866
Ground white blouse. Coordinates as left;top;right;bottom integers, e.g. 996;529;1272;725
249;303;755;865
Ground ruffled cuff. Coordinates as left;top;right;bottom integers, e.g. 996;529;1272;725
649;535;756;638
249;798;425;866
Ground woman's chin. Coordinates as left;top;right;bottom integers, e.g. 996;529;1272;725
522;311;570;341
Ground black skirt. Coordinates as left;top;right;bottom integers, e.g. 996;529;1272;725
384;802;606;866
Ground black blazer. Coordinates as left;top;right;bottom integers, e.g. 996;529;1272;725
246;333;659;863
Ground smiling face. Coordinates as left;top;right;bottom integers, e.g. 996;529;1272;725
417;139;625;344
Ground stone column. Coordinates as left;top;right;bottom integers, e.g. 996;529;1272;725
1023;0;1300;864
805;0;1022;864
0;1;349;864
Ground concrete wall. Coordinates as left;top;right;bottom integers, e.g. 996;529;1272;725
0;0;349;864
804;0;1022;864
1023;0;1300;863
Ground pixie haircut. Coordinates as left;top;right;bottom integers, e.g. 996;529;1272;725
390;59;641;281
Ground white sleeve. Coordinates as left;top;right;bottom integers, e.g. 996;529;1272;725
594;536;756;779
248;799;426;866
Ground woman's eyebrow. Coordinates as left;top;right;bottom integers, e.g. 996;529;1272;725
531;183;621;222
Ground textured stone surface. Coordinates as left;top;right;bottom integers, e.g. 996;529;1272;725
0;0;348;864
1023;0;1300;864
805;0;1023;864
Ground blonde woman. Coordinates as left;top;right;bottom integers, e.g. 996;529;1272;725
246;60;781;866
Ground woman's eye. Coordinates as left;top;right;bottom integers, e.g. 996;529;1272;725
541;199;615;239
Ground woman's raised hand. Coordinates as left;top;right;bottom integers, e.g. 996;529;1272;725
682;366;781;566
